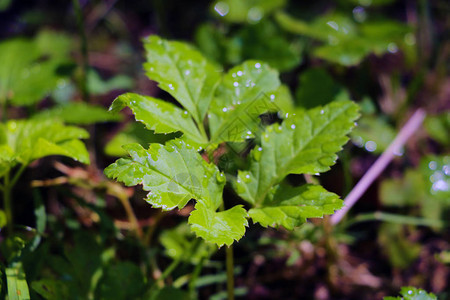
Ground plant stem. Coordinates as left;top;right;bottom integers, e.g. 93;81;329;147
3;171;13;235
226;245;235;300
330;109;426;225
72;0;90;102
344;211;446;228
189;256;205;299
1;97;6;122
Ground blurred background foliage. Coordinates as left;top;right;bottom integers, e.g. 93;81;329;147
0;0;448;299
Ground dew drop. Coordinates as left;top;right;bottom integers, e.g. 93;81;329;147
214;2;229;17
320;109;324;114
270;94;275;101
429;161;437;170
255;62;261;69
387;43;398;53
364;141;377;152
291;124;296;130
216;172;226;183
233;81;239;87
168;83;174;90
237;70;243;76
182;110;189;118
248;6;263;23
222;107;228;112
326;21;339;31
185;70;191;76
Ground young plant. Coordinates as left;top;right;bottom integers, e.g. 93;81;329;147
105;35;359;248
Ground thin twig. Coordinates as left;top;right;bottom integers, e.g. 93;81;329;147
331;109;426;225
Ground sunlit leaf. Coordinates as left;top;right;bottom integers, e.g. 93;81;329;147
236;101;359;205
105;140;248;246
248;184;342;229
208;61;281;143
143;35;221;124
0;119;89;174
110;93;206;145
384;286;437;300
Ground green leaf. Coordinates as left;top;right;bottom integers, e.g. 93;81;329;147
378;223;421;269
105;140;248;246
236;101;359;205
143;35;221;124
276;11;411;66
420;155;450;203
350;115;396;154
235;21;301;71
95;262;146;300
6;263;30;300
104;122;180;157
379;169;425;207
196;20;301;71
105;140;223;210
208;61;281;143
32;279;71;300
149;286;189;300
87;69;133;96
424;113;450;146
160;223;216;264
0;119;89;173
33;102;122;125
110;93;206;145
189;202;248;247
383;286;437;300
248;184;342;229
295;68;350;109
211;0;286;23
0;32;71;106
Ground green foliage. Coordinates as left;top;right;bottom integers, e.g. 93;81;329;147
378;223;421;269
295;68;349;108
276;11;412;65
208;60;281;144
5;263;30;300
95;262;146;300
143;35;222;125
351;115;396;154
236;101;358;205
384;286;437;300
211;0;286;23
380;155;450;222
160;224;216;264
104;122;180;157
195;21;301;71
33;102;122;125
0;31;72;106
110;93;206;145
0;119;89;175
424;112;450;146
106;35;358;246
87;69;133;96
